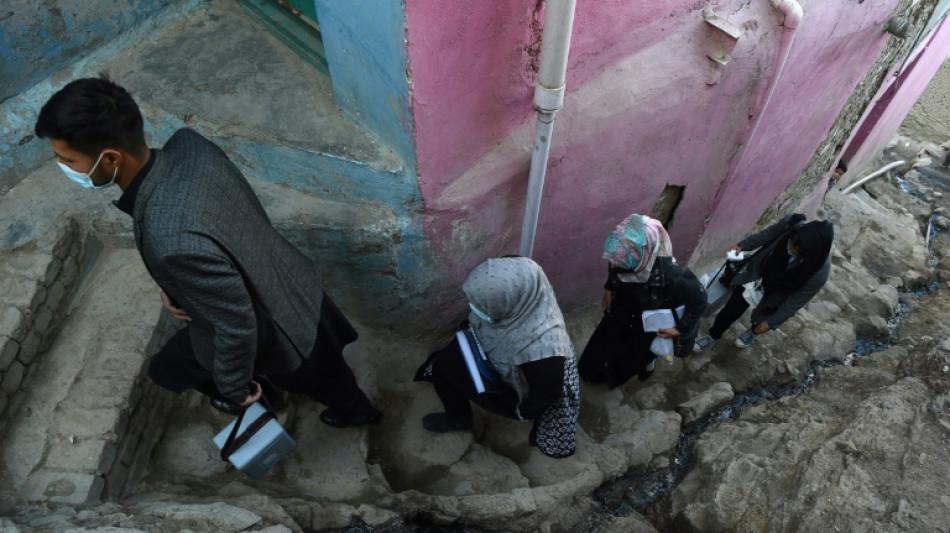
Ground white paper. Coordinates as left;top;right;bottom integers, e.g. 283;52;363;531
641;305;685;332
456;330;485;394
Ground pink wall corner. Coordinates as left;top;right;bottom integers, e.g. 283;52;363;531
840;17;950;183
405;0;917;309
692;0;900;262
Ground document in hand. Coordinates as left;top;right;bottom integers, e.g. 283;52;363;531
457;329;499;395
641;306;685;332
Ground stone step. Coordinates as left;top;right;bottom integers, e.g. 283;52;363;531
0;220;84;426
0;236;169;506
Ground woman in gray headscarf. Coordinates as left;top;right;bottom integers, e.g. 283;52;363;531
414;257;580;458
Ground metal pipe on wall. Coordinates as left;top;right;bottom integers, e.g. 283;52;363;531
519;0;578;258
840;160;906;194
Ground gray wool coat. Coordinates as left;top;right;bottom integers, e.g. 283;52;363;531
729;214;831;329
133;128;324;403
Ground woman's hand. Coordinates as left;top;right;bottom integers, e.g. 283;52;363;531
724;245;742;258
656;327;681;338
601;290;612;313
753;322;771;334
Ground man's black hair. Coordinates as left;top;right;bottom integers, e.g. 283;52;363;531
35;76;146;157
836;159;848;173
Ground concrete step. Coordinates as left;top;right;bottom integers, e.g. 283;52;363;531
0;225;172;506
103;0;403;174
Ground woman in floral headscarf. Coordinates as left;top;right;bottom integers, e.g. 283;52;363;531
578;214;706;387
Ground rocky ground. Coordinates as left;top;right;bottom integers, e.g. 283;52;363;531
2;124;950;533
2;147;948;533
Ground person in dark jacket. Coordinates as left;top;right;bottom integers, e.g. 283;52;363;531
35;77;381;427
578;214;706;387
415;257;580;458
694;214;834;350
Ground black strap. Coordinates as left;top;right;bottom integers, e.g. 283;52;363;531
705;261;728;290
220;393;275;462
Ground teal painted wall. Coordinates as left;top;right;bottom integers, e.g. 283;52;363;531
0;0;176;104
314;0;415;172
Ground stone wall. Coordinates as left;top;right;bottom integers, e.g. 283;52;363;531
102;313;180;501
0;219;84;425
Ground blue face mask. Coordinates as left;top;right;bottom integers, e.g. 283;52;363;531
468;303;493;323
57;152;117;189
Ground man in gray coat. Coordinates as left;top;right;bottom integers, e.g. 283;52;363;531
694;214;834;350
35;77;381;427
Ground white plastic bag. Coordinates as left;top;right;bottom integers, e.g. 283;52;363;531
742;280;764;307
649;336;675;364
646;306;684;363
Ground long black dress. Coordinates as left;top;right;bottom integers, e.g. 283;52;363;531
578;257;706;388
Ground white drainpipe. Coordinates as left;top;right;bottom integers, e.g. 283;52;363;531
840;160;906;194
519;0;578;258
752;0;803;140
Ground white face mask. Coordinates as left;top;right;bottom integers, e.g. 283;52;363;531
57;152;117;189
468;303;493;323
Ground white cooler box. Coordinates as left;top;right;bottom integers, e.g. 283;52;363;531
213;401;296;479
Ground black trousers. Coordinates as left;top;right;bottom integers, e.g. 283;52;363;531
423;339;520;421
148;322;374;416
709;286;752;339
578;310;655;387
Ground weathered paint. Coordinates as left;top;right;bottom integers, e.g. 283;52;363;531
405;0;919;309
839;17;950;183
314;0;415;172
6;0;949;329
0;0;201;194
0;0;176;104
692;0;902;262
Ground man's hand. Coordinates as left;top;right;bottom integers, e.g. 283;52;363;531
725;245;742;258
754;322;771;334
160;290;191;322
239;381;262;407
656;327;681;338
601;290;612;314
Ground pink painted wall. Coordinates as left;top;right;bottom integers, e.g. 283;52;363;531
836;17;950;189
405;0;910;308
691;0;902;261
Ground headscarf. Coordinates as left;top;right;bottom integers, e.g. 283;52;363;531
602;214;673;283
463;257;573;400
761;220;834;293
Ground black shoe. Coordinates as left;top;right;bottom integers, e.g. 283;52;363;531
210;398;243;415
320;407;383;428
421;412;473;433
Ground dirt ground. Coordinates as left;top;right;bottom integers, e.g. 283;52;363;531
900;58;950;143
